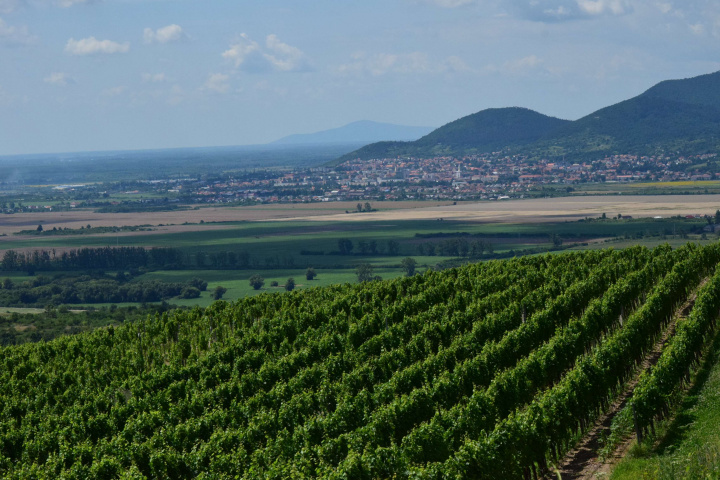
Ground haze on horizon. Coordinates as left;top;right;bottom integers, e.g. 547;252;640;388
1;0;719;156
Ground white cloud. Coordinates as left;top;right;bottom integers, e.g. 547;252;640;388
102;85;127;96
65;37;129;55
222;33;262;69
1;0;94;11
0;17;37;46
442;55;473;73
484;55;552;76
167;84;185;105
264;34;309;72
576;0;629;16
222;33;309;73
57;0;94;7
143;24;185;44
513;0;633;22
44;72;74;86
423;0;475;7
203;73;230;94
689;23;705;35
141;72;166;83
338;52;427;76
337;51;468;76
504;55;543;72
0;0;19;14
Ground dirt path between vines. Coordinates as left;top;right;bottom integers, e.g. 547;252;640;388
554;277;707;479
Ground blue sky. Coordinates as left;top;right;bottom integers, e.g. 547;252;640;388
0;0;719;155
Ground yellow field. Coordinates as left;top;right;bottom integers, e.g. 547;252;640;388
626;181;720;188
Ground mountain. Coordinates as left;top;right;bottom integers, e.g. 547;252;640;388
529;71;720;158
336;108;569;162
270;120;434;146
338;70;720;162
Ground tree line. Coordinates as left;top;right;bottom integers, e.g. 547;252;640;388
0;274;211;307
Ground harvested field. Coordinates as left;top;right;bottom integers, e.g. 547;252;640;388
0;201;458;236
284;195;720;223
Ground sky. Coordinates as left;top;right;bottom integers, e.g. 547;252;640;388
0;0;719;155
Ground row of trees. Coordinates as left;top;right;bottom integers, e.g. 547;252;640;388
417;238;494;257
249;275;296;292
337;239;401;256
0;247;182;272
0;275;214;307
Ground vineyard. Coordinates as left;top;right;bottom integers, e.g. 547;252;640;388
2;244;720;479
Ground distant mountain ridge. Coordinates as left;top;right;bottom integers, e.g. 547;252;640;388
337;70;720;162
271;120;434;146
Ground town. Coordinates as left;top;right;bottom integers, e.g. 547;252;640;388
2;152;719;212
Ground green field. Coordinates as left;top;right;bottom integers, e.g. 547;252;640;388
2;244;719;478
0;216;712;310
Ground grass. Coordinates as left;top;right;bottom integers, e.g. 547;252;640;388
611;331;720;479
127;266;411;307
0;307;44;315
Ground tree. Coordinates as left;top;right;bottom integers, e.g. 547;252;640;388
715;209;720;224
364;202;372;212
285;278;295;291
305;267;317;281
550;234;563;247
249;274;265;290
400;257;417;277
36;224;43;232
357;203;363;212
179;286;201;299
211;286;227;300
188;278;208;291
387;240;400;256
195;251;207;267
369;240;378;254
338;238;354;255
356;263;374;283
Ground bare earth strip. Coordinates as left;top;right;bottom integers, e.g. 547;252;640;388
288;195;720;223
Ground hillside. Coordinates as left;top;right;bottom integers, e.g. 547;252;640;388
271;120;434;146
339;70;720;162
2;244;720;478
337;107;569;162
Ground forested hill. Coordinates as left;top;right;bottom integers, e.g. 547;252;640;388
3;243;720;478
335;107;570;163
337;70;720;162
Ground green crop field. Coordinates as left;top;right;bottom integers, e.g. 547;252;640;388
2;243;720;478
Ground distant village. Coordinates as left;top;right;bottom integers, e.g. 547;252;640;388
4;152;720;213
157;152;720;205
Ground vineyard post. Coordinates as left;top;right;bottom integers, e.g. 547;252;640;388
633;403;643;444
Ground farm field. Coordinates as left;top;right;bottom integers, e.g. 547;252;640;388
0;195;718;239
0;202;713;310
0;200;462;236
2;243;720;478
